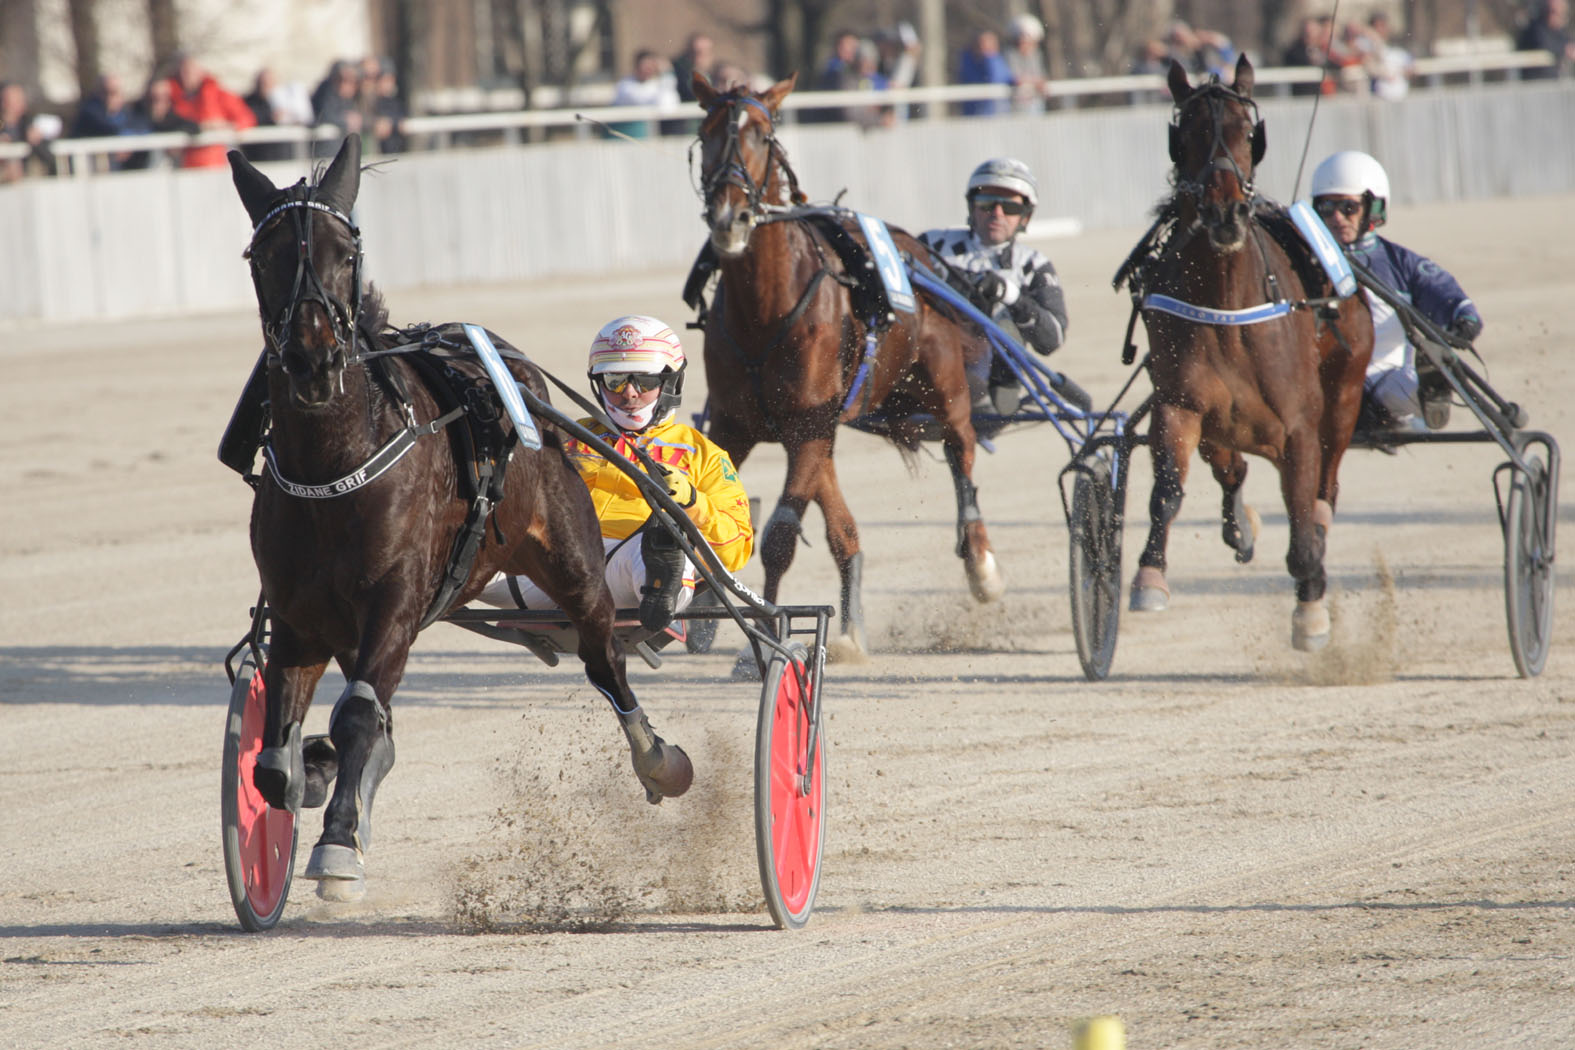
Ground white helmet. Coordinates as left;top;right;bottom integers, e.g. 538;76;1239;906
966;157;1038;208
587;315;686;427
1311;150;1390;220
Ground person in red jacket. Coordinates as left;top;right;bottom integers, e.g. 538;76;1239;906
166;53;255;168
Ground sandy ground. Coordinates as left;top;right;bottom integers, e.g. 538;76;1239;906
2;192;1573;1050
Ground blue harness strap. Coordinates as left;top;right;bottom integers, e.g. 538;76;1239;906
1141;293;1293;326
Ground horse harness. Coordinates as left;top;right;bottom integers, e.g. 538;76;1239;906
1114;80;1347;365
227;186;523;629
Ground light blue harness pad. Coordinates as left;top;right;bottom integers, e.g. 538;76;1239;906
462;323;543;450
854;213;917;314
1288;199;1357;298
1141;294;1292;326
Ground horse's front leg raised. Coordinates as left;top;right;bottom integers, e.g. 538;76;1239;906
764;433;866;652
942;434;1004;604
1280;430;1332;651
1132;405;1201;612
254;621;330;813
1199;439;1259;564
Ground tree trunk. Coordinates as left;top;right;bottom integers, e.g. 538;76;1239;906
146;0;178;75
68;0;100;98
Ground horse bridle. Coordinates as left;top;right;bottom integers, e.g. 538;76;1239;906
694;93;799;217
243;183;365;369
1169;81;1265;204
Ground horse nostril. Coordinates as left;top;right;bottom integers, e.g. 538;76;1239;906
281;348;311;377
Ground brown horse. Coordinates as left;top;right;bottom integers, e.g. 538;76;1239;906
1121;57;1372;649
228;136;691;899
690;73;1001;659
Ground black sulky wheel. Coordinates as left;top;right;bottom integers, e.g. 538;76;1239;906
221;655;297;931
754;642;825;930
1504;450;1557;678
1069;455;1123;681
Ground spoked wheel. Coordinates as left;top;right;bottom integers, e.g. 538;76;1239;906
1504;450;1557;677
221;656;297;931
754;642;825;930
1069;456;1123;681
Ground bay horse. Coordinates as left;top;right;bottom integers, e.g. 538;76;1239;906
227;136;691;899
1127;55;1373;648
1120;56;1372;650
691;73;1001;659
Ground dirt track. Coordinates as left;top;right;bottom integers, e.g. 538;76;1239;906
2;192;1573;1049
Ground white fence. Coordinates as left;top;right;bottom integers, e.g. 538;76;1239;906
2;79;1572;326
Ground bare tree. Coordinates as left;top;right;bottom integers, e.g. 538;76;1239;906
146;0;178;75
68;0;100;97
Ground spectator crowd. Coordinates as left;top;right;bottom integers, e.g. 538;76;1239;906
1;51;408;182
2;4;1569;183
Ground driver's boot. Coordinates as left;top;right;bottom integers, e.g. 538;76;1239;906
639;525;687;632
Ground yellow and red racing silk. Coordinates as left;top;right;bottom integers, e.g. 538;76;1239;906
565;418;754;572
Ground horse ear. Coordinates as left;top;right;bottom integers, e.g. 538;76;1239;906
1250;120;1266;166
1166;60;1192;103
760;72;798;115
318;134;363;214
1232;52;1256;98
228;149;278;226
693;70;717;109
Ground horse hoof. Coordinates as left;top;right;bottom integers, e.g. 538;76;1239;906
254;722;305;812
1129;566;1169;612
620;709;694;803
1291;601;1331;651
305;842;364;882
316;877;366;903
965;549;1006;604
826;633;869;664
301;734;338;809
1233;505;1262;564
730;648;763;681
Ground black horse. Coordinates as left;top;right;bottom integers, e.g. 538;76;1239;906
228;136;691;899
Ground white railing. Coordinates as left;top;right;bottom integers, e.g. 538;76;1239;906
17;49;1561;179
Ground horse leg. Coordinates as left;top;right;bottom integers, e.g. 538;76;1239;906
1199;439;1259;563
1280;432;1332;651
1131;406;1200;612
810;455;870;658
254;621;329;813
525;501;693;804
304;599;419;897
759;436;826;610
942;436;1004;603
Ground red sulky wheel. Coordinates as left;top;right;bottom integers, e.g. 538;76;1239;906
754;642;826;930
221;657;297;931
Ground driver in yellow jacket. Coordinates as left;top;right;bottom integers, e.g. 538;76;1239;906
479;315;752;631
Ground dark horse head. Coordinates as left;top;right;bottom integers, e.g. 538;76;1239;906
1167;54;1266;253
228;136;364;409
691;72;799;257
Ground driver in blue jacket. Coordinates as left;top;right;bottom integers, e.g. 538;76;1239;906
1309;150;1483;430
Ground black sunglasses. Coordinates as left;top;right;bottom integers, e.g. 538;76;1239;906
971;194;1029;216
1314;198;1365;219
599;371;665;394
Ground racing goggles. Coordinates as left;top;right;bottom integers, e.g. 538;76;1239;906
971;194;1029;216
598;371;665;394
1313;197;1364;219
